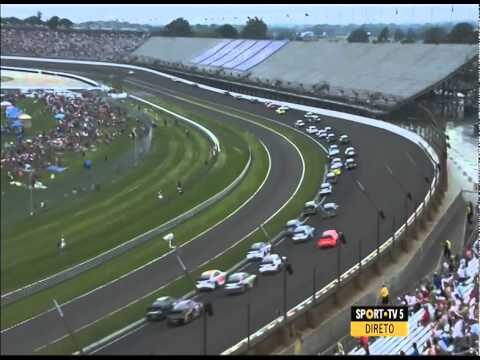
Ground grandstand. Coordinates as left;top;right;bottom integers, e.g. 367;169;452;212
348;239;479;356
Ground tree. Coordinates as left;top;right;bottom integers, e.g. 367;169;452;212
36;11;42;20
241;17;268;39
162;17;193;37
58;18;74;29
401;28;417;43
347;28;369;43
447;22;476;44
215;24;238;38
24;15;43;26
393;29;405;42
423;26;446;44
377;27;390;43
46;16;60;30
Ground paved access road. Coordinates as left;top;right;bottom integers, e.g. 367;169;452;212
0;59;434;355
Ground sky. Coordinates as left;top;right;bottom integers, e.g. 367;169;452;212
1;4;478;26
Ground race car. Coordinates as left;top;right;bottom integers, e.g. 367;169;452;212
294;120;306;128
316;229;344;249
330;157;343;166
146;296;178;321
345;147;356;157
196;269;227;290
306;125;318;134
259;254;287;274
276;108;287;115
303;200;319;215
166;299;203;326
339;134;350;144
304;112;318;119
323;126;333;133
326;171;338;184
285;218;302;234
224;272;258;294
330;162;343;175
246;242;271;261
307;115;321;123
291;225;315;243
266;102;280;109
326;133;337;143
128;70;135;75
316;129;327;139
328;147;340;158
319;182;333;196
345;158;357;169
320;202;340;218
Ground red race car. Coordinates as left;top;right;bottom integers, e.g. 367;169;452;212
316;230;344;249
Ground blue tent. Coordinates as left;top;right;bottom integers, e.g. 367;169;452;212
47;165;67;173
6;106;22;119
54;113;65;120
83;159;92;170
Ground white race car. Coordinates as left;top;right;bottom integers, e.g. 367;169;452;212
319;182;333;196
224;272;258;294
328;148;340;158
286;218;302;234
321;202;340;218
330;158;343;168
246;242;272;261
339;135;350;144
323;126;333;133
345;147;356;157
196;270;227;290
294;120;306;128
326;133;336;143
330;162;343;172
345;158;357;169
326;171;338;184
259;254;287;274
304;112;317;118
291;225;315;242
306;125;318;134
316;129;327;139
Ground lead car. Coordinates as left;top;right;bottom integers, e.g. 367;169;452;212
166;299;204;326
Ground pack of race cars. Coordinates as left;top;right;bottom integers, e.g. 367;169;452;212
146;104;354;328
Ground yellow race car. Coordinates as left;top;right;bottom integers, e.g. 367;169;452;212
330;167;342;176
275;108;287;115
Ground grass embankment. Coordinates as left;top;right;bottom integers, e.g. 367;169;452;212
1;97;250;293
1;99;260;329
38;96;326;355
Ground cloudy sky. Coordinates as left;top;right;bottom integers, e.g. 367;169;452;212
1;4;478;26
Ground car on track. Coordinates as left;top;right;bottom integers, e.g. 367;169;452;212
246;242;272;261
328;147;340;158
266;102;280;109
276;108;287;115
223;91;231;96
291;225;315;242
224;272;258;294
304;112;318;118
326;133;337;143
303;200;319;215
316;229;345;249
345;147;356;157
345;158;357;169
320;202;340;218
319;182;333;196
146;296;178;321
128;70;135;75
330;157;343;165
259;254;287;274
306;125;318;134
316;129;327;139
166;299;203;326
323;126;333;133
294;120;306;128
339;135;350;144
330;167;342;176
307;116;321;123
286;218;302;234
196;270;227;290
326;171;338;184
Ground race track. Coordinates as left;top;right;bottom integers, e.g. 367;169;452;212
0;58;434;355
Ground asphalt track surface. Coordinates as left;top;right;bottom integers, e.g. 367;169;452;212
1;59;434;355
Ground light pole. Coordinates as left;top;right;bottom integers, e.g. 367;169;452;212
282;260;294;325
53;299;83;354
384;164;413;235
28;170;34;216
405;153;432;222
203;302;214;355
354;179;386;258
163;233;196;288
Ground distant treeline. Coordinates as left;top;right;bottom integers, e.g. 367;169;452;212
1;14;477;43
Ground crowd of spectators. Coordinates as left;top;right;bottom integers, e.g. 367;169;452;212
1;89;150;184
1;27;149;61
347;237;479;356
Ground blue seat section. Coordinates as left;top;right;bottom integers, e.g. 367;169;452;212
191;39;232;64
222;40;272;69
198;39;245;66
234;40;288;71
208;40;257;67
